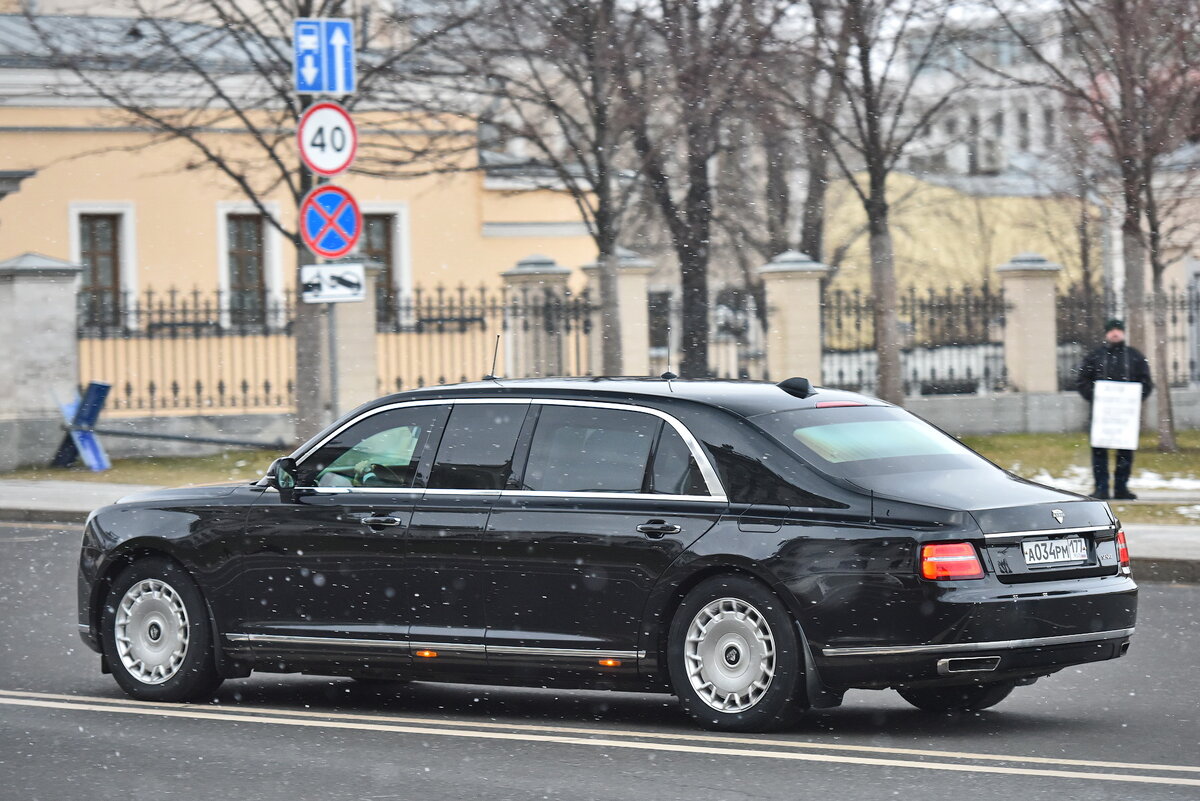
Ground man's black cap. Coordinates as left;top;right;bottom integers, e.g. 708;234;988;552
1105;318;1125;332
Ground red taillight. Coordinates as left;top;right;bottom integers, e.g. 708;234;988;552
1116;529;1130;568
920;542;985;580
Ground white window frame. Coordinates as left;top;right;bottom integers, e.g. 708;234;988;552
359;202;412;324
69;201;138;328
216;201;284;328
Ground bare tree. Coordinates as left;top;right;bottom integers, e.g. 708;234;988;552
434;0;642;375
615;0;792;378
26;0;476;439
781;0;964;403
992;0;1200;450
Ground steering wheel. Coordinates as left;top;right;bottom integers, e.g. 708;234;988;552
352;460;405;487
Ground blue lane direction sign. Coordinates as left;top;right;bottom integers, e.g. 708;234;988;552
299;185;361;259
294;18;356;95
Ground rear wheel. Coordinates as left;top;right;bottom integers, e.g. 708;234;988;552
897;680;1016;713
101;556;223;702
667;575;804;732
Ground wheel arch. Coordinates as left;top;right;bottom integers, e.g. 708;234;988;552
90;544;245;679
641;560;843;709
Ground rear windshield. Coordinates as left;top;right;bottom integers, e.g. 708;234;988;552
749;405;993;479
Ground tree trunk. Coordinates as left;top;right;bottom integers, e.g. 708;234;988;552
763;128;792;258
799;142;829;263
1150;281;1177;451
678;245;710;378
867;196;902;404
1119;200;1147;350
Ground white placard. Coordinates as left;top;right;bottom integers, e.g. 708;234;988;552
1090;379;1142;451
301;263;366;303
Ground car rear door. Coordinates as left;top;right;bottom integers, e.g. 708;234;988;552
483;401;726;675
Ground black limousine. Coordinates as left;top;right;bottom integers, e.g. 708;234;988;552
78;378;1136;731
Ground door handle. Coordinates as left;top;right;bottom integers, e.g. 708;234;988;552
360;515;402;528
636;519;681;538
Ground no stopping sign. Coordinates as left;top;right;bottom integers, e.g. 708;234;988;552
297;101;358;176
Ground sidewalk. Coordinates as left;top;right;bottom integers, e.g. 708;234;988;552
0;478;1196;583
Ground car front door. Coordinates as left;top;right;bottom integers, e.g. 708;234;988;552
484;402;726;675
235;403;447;670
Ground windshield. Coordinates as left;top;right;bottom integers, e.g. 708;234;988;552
749;405;996;480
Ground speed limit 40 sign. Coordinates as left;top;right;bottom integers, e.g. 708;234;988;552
297;101;358;176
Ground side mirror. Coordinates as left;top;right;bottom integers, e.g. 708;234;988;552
267;457;300;502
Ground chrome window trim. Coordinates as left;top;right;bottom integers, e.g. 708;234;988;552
224;633;643;660
820;627;1135;658
290;395;727;501
983;524;1115;541
500;490;727;504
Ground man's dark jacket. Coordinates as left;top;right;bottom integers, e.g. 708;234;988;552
1076;342;1153;402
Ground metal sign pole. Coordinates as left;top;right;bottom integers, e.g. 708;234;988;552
326;302;339;419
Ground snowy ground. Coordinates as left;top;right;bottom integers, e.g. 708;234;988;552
1010;464;1200;520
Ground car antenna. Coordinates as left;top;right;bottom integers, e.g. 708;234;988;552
483;335;501;381
661;326;677;384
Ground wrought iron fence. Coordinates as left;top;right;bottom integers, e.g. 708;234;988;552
375;284;595;393
821;284;1008;396
78;286;596;415
1056;282;1200;389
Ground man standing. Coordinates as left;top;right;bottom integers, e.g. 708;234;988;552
1076;319;1153;499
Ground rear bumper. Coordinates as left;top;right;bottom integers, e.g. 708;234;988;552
817;627;1133;689
796;573;1138;689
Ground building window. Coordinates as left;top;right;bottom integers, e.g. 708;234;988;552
226;214;266;325
79;213;122;327
362;213;396;324
992;110;1005;138
1043;107;1056;148
1017;108;1030;151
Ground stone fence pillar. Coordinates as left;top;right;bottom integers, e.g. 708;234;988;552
502;254;572;377
757;251;830;384
0;252;82;470
329;259;381;415
996;253;1061;393
582;247;655;376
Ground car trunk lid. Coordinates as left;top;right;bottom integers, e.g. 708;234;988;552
972;499;1121;583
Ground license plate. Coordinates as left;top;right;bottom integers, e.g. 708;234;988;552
1022;537;1088;566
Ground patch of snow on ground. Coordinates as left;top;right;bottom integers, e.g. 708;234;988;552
1025;465;1091;493
1173;505;1200;521
1128;471;1200;491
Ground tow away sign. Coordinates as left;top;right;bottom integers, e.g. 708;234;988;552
301;263;366;303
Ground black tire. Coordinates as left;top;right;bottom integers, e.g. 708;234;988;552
100;556;223;702
667;575;805;732
897;680;1016;713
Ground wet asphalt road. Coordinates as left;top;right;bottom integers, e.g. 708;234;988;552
1;521;1197;801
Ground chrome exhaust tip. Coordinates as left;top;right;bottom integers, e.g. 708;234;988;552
937;656;1001;675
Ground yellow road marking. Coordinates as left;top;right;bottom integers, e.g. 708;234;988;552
2;689;1195;775
0;693;1197;788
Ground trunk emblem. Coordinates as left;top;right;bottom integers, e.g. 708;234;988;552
1052;509;1065;524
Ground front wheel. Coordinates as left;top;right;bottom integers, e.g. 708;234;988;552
100;556;223;702
667;575;805;732
897;680;1016;713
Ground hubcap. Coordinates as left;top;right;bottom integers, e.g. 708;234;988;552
114;578;190;685
684;597;776;713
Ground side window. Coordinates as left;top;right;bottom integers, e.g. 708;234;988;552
703;441;843;508
523;406;659;493
651;425;709;496
299;405;447;488
427;404;527;490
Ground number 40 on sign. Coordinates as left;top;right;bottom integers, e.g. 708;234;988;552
297;101;358;176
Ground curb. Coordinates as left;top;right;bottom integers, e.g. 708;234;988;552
0;509;88;525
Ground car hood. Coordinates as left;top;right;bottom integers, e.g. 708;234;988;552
852;468;1113;533
116;483;243;505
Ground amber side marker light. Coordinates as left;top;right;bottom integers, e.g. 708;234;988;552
920;542;985;580
598;659;622;668
415;650;439;658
